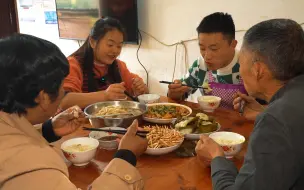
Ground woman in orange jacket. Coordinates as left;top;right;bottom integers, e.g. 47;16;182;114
60;17;148;110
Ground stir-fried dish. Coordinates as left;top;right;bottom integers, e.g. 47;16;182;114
145;105;190;119
174;113;218;134
144;125;184;148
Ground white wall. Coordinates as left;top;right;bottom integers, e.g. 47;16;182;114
17;0;304;101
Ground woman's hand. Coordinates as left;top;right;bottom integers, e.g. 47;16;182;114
105;82;127;100
51;106;86;136
132;78;148;96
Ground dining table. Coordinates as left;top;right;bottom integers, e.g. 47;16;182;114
58;96;254;190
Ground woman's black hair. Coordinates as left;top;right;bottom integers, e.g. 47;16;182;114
0;34;69;114
71;17;126;92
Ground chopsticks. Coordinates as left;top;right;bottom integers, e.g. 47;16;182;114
239;100;245;116
83;127;148;138
159;81;207;89
124;91;139;102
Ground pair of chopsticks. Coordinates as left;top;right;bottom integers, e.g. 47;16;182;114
124;91;139;102
159;81;207;90
83;127;148;138
239;100;245;116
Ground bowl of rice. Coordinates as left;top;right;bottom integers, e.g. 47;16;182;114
209;131;245;158
61;137;99;166
197;96;221;112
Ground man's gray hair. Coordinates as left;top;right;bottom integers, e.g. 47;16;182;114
243;19;304;81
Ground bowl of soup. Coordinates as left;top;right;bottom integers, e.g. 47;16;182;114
61;137;99;166
197;96;221;112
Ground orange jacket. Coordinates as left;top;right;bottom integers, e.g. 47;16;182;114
63;57;141;94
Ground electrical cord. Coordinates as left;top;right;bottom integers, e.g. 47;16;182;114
171;42;189;81
181;41;189;71
139;29;193;80
172;44;179;81
141;22;304;48
137;29;149;87
136;22;304;84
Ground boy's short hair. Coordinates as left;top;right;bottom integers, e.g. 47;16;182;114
197;12;235;42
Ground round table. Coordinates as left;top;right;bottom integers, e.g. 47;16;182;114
63;97;254;190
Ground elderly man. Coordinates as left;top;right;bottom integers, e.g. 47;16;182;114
195;19;304;189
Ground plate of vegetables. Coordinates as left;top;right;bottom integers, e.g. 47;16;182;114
143;103;192;124
174;113;220;140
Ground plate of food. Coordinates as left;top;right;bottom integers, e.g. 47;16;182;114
144;125;184;155
84;101;147;128
174;113;220;140
143;103;192;124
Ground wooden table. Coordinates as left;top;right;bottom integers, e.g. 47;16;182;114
65;97;254;190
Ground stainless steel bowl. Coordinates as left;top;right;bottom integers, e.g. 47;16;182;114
84;101;147;128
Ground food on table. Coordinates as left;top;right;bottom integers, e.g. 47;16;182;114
63;144;94;152
202;82;212;93
67;106;80;118
200;96;219;103
99;136;117;141
174;113;218;134
212;137;245;145
94;106;142;118
144;105;190;119
144;125;184;148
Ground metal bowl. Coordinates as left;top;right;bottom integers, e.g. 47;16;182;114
84;101;147;129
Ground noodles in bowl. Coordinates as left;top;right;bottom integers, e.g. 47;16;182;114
63;144;95;152
94;106;142;118
144;125;184;155
61;137;99;166
84;101;147;128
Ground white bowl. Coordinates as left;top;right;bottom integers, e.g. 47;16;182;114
89;127;125;150
184;123;221;140
137;94;160;104
61;137;99;166
145;140;184;156
209;132;245;158
197;96;221;112
143;103;192;124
